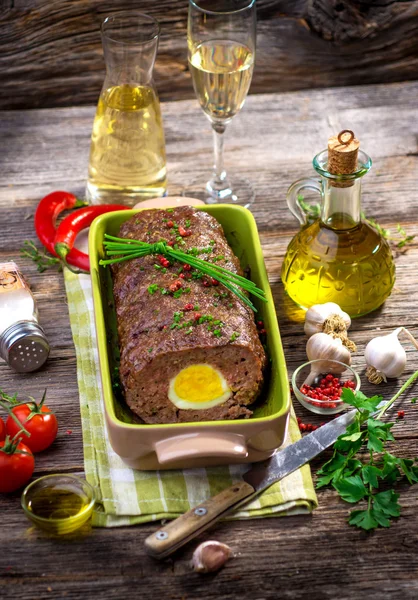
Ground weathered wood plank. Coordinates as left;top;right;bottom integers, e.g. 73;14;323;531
1;1;418;109
1;83;418;600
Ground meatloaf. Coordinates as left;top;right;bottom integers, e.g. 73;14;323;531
111;206;267;424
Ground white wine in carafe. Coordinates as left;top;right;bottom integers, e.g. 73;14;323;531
86;84;167;205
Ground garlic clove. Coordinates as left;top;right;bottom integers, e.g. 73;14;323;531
365;328;407;383
192;540;232;573
304;302;351;338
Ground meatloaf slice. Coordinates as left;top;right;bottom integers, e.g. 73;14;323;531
112;206;266;424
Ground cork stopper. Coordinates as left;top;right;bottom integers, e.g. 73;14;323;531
328;130;359;187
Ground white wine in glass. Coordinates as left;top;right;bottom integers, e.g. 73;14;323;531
189;40;254;122
185;0;256;207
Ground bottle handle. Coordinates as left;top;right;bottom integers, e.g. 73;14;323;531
286;177;322;226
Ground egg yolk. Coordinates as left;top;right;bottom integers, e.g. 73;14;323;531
168;364;231;410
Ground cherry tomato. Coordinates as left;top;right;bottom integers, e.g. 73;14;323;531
0;440;34;493
0;418;5;442
6;404;58;453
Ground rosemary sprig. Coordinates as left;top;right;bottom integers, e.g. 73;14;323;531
99;235;267;311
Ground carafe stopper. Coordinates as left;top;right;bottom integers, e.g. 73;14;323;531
328;129;360;187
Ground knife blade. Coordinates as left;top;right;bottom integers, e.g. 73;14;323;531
144;409;357;559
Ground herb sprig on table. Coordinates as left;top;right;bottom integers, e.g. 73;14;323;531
20;240;61;273
317;376;418;531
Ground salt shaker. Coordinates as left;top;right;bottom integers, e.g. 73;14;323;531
0;262;50;372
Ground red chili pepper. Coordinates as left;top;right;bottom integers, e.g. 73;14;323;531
35;190;86;255
54;204;129;269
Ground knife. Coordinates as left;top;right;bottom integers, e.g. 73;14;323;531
144;408;357;559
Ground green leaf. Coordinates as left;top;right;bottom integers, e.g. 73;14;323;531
334;422;365;454
340;431;364;442
316;473;336;489
399;458;418;485
367;418;395;440
361;464;382;488
381;453;401;483
317;451;347;475
333;475;368;503
371;507;392;528
367;432;384;453
344;458;363;477
341;388;382;413
349;508;379;531
373;490;401;518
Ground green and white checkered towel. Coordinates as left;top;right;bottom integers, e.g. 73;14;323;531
64;269;317;527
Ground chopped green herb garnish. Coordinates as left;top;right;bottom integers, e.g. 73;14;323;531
148;284;159;294
148;347;153;353
100;235;267;312
185;220;191;228
166;208;174;213
213;329;222;338
230;332;239;342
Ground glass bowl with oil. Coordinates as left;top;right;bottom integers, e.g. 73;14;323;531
21;474;96;535
292;359;361;416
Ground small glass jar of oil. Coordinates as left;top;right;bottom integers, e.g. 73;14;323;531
21;474;96;535
281;149;395;317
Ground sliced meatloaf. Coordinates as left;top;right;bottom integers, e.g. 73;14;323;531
111;206;266;424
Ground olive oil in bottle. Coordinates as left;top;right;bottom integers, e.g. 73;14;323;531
282;213;395;317
281;131;395;317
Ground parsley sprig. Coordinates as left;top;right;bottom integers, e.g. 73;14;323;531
317;371;418;531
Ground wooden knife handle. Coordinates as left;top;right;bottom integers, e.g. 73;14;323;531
144;480;255;559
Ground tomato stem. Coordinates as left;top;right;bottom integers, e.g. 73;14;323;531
0;400;31;436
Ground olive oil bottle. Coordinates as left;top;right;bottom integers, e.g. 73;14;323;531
281;132;395;317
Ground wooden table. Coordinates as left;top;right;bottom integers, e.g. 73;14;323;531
1;81;418;600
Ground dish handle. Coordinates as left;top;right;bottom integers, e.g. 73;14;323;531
154;432;248;465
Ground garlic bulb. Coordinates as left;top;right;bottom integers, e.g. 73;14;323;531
304;302;351;338
192;541;232;573
365;328;406;384
307;332;352;366
305;332;352;385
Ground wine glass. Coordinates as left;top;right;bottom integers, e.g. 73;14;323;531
184;0;256;208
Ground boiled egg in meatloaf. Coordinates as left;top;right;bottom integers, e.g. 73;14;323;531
168;364;231;410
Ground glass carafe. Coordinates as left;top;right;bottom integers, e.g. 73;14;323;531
86;12;167;206
281;149;395;317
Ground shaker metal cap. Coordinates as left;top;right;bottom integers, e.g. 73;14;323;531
0;321;50;373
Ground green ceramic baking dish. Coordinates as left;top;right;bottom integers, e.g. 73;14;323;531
89;205;290;470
